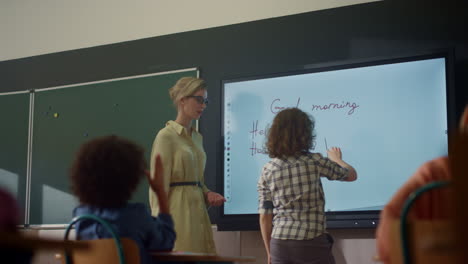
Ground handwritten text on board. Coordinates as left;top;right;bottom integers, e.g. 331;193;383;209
270;97;359;115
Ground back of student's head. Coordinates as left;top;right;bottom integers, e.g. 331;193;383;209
70;135;146;208
267;107;316;159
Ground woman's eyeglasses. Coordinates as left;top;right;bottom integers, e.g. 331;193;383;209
187;96;209;105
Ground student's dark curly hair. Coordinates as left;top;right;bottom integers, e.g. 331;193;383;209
70;135;146;208
266;108;316;159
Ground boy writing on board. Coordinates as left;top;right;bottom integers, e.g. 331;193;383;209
258;107;357;264
70;135;175;264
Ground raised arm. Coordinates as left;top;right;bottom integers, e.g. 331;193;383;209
327;147;357;182
145;155;170;214
149;132;174;216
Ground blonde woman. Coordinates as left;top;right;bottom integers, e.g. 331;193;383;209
149;77;225;253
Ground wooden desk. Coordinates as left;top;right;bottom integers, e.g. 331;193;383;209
151;251;256;263
0;231;88;251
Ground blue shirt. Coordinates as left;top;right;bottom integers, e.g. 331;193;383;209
73;203;175;264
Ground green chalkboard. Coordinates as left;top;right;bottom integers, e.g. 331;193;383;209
29;69;197;224
0;92;30;217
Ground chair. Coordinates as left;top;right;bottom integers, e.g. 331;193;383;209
57;214;140;264
450;132;468;263
399;181;455;264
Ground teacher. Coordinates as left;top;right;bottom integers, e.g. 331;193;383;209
149;77;225;253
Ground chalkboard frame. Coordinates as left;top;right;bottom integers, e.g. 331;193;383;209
217;49;456;231
0;90;32;224
13;68;200;227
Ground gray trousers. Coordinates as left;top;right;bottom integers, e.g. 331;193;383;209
270;233;336;264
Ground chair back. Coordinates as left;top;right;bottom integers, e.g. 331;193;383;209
451;133;468;263
400;181;454;264
58;238;140;264
61;214;140;264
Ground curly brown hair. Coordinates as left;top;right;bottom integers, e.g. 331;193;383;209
267;108;316;159
70;135;146;208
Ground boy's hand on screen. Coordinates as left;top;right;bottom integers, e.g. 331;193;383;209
145;155;164;193
327;147;342;162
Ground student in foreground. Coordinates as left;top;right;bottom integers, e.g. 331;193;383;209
0;188;33;263
375;105;468;264
258;108;357;264
70;135;175;264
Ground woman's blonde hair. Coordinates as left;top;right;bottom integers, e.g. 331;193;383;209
169;77;207;107
267;108;316;159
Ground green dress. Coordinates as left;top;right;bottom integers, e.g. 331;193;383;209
149;121;216;253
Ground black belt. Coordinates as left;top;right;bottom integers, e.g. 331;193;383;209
169;181;202;187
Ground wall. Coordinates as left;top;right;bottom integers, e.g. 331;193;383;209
2;0;468;263
0;0;378;61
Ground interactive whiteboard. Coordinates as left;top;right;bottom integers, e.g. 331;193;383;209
223;57;448;216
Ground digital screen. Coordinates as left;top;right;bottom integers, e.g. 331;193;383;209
223;57;448;216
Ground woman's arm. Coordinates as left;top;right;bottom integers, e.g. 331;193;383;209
205;191;226;207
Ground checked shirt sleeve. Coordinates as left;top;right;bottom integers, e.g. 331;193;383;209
318;156;349;181
258;165;274;214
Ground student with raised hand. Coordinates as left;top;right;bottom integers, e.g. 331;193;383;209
258;107;357;264
70;135;175;264
149;77;225;254
375;105;468;264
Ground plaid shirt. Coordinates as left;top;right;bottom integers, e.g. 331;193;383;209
258;153;349;240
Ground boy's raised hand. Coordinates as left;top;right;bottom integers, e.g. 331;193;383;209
145;154;164;193
145;154;170;214
327;147;343;162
